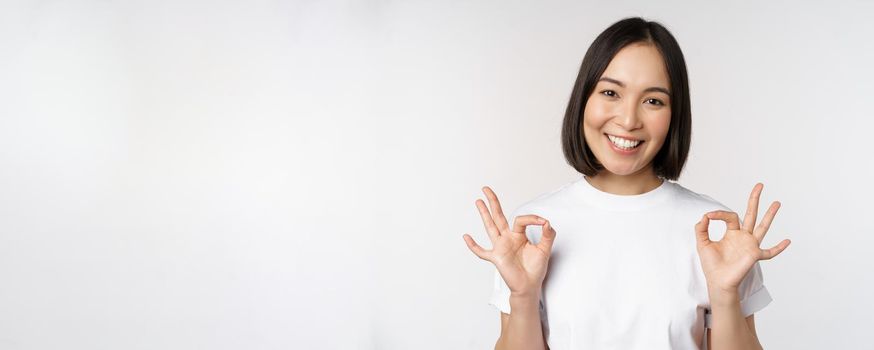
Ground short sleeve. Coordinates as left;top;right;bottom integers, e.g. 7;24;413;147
488;267;512;314
488;267;548;331
737;261;773;316
704;261;772;328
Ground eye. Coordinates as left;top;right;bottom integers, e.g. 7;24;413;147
600;90;617;97
645;98;665;106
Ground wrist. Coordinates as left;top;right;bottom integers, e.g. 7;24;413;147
707;284;741;308
509;291;541;305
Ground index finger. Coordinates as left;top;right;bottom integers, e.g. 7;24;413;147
512;214;546;236
706;210;741;230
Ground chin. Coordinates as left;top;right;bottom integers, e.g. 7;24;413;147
598;161;647;176
601;167;639;176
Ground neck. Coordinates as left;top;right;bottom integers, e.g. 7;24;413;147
585;167;663;195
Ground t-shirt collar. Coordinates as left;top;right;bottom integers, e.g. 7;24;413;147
575;174;674;211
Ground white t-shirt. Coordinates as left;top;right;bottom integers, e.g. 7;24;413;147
489;175;772;350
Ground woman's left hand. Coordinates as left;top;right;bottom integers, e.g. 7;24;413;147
695;183;791;296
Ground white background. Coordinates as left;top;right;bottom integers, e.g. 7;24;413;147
1;0;872;349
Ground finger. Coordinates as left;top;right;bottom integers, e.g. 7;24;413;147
463;233;492;261
760;238;791;260
512;214;546;235
706;210;741;230
482;186;509;232
694;214;712;246
754;201;781;243
475;199;500;240
536;220;557;253
742;183;763;233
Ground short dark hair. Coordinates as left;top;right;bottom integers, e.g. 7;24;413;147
561;17;691;181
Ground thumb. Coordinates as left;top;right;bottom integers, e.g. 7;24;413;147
537;220;556;253
695;214;711;247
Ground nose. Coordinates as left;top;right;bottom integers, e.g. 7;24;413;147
614;99;643;131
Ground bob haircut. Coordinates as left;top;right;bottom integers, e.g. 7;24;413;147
561;17;691;181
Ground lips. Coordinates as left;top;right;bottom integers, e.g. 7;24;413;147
604;133;644;153
605;133;643;142
605;133;644;148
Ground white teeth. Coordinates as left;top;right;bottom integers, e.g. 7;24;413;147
607;134;642;149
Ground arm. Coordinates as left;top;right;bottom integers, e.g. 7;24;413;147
706;290;762;350
495;293;548;350
462;187;556;350
695;183;791;350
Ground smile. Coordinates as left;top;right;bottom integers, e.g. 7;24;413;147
606;134;643;150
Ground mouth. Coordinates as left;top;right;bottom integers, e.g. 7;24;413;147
605;133;644;153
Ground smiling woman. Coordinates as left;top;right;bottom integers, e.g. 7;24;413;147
463;16;791;350
581;43;673;190
562;19;691;196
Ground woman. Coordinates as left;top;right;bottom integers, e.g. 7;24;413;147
462;17;791;350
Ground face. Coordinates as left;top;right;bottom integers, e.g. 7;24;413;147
582;42;672;177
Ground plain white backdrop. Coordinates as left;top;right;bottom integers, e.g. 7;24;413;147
1;0;872;349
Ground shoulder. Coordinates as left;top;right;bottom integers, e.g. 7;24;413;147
509;178;579;218
669;181;733;213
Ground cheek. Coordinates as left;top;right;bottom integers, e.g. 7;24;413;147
649;111;672;144
582;100;610;132
584;99;611;121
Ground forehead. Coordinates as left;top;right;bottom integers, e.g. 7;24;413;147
600;42;670;89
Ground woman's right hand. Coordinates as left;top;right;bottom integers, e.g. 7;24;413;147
463;186;557;298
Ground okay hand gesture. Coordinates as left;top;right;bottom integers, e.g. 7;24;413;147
695;183;792;295
463;186;556;298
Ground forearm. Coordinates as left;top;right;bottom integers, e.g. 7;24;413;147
495;293;547;350
708;288;762;350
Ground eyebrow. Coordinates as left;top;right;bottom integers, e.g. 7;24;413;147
598;76;671;97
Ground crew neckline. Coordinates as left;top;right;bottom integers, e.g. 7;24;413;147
575;175;674;211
